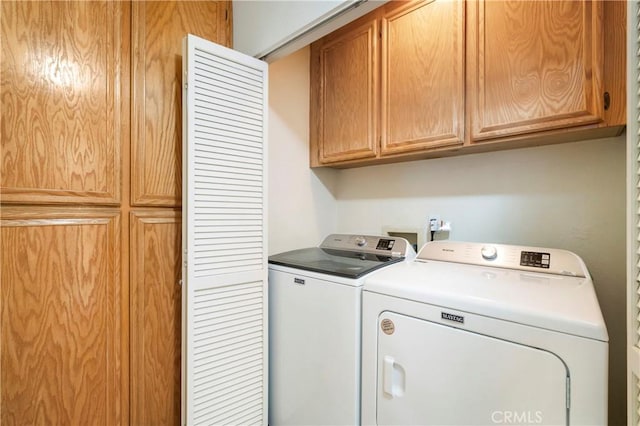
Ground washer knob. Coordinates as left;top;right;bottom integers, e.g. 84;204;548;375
481;245;497;260
355;236;367;247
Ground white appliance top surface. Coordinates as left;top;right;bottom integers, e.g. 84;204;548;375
268;234;416;280
364;241;608;341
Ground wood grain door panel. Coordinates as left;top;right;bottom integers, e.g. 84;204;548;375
313;19;379;164
468;0;604;141
1;207;123;425
131;1;231;207
381;0;464;154
1;1;125;204
1;2;231;424
130;210;182;426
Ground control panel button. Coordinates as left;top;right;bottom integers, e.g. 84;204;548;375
355;236;367;247
481;245;498;260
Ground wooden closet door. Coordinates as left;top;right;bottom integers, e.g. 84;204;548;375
1;208;123;425
131;1;232;206
467;0;604;142
0;1;125;205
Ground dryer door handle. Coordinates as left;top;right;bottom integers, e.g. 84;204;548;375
383;355;405;398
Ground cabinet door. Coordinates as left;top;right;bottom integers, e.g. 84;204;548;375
131;1;231;206
130;211;182;426
380;0;464;155
468;0;604;142
310;18;379;164
1;1;126;205
1;208;123;425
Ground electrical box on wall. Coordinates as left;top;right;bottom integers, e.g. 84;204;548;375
382;226;426;253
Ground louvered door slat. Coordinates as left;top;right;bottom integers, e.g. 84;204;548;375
182;34;268;426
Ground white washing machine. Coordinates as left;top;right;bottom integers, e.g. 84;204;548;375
268;234;415;426
361;241;608;426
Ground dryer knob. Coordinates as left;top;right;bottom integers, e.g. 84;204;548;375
481;245;498;260
355;236;367;247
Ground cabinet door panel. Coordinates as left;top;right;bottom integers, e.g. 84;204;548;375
130;210;182;426
131;1;231;206
1;208;123;425
381;0;464;154
1;1;124;204
312;19;379;164
468;0;603;141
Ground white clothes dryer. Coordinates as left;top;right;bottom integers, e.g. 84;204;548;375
268;234;415;426
361;241;608;426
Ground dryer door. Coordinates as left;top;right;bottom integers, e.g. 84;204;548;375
376;312;568;426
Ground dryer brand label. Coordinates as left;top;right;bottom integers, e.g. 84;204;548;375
293;278;305;285
441;312;464;324
380;318;395;335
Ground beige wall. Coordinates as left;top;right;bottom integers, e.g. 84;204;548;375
269;45;627;424
268;46;338;255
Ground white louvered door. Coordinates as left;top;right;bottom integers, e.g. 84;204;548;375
181;34;268;426
629;2;640;425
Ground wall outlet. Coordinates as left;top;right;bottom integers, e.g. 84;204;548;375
428;216;440;232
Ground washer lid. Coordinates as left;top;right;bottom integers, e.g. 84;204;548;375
268;247;405;279
364;260;608;341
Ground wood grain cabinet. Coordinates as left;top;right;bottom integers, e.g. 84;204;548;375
1;1;231;424
466;0;624;143
0;1;127;204
311;0;464;166
1;207;123;426
132;1;231;207
130;211;182;426
380;0;464;155
311;0;625;168
310;18;380;163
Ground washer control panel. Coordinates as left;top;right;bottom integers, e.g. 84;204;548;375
320;234;415;258
417;241;587;277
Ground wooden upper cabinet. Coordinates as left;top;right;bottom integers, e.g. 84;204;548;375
310;0;464;166
0;1;126;204
467;0;605;141
131;1;232;206
311;0;624;168
381;0;464;154
310;18;379;164
1;207;123;425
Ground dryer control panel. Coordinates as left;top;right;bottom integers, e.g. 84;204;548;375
417;241;587;277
